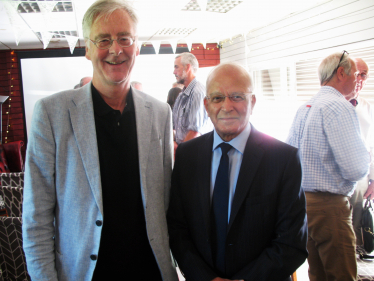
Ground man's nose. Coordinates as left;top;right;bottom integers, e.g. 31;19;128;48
109;40;123;56
221;96;235;110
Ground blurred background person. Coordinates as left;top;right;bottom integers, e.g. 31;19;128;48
349;57;374;254
167;87;182;110
131;81;143;91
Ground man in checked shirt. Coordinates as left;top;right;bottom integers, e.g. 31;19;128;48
287;51;370;281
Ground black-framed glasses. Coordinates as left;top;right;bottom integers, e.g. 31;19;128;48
337;50;349;68
88;36;135;49
205;93;252;103
325;50;349;84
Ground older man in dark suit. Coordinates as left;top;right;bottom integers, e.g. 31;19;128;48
167;62;308;281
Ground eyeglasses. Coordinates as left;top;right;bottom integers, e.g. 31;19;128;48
88;36;135;49
206;93;251;103
357;72;369;80
331;50;349;76
337;50;349;68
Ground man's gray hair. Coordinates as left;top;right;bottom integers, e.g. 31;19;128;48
175;52;199;73
83;0;138;47
318;52;353;85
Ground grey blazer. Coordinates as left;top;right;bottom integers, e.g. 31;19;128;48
22;84;178;281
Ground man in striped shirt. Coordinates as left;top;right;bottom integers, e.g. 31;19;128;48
172;52;211;153
287;51;370;281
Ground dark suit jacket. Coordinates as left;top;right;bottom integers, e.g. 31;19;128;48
167;125;308;281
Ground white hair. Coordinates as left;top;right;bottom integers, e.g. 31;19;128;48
82;0;138;47
318;52;353;85
175;52;199;73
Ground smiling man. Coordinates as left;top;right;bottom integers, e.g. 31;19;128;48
22;1;177;280
168;62;308;281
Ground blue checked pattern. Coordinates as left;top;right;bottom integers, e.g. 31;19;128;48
287;86;370;196
172;78;210;144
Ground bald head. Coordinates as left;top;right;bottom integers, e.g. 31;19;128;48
354;58;370;96
206;63;253;95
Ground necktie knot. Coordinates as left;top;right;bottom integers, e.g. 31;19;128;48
219;143;232;155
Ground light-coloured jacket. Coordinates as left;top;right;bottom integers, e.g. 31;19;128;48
22;84;177;281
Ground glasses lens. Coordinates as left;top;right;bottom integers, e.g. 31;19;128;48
118;37;133;47
210;94;225;103
97;39;111;49
230;94;246;102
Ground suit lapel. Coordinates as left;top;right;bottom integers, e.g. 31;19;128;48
228;125;264;231
69;85;103;215
132;88;153;207
198;132;214;233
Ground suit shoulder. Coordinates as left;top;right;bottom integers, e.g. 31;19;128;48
177;132;212;152
256;130;298;153
39;87;84;105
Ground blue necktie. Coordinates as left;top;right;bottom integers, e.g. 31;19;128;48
211;142;232;274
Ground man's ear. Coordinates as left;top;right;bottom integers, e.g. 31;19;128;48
85;44;91;61
250;95;256;112
204;97;210;117
135;41;140;56
336;66;345;81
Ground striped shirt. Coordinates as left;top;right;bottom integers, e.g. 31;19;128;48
286;86;369;196
172;78;211;144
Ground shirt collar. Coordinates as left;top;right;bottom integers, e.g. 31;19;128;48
92;84;134;117
182;78;198;97
212;122;251;154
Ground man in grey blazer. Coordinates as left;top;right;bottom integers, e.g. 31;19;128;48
22;0;177;280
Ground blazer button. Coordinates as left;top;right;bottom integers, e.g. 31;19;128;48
96;220;102;226
90;255;97;261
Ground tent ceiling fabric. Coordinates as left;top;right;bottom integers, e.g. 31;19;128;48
0;0;323;51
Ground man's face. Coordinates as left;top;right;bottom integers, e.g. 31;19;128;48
204;67;255;142
173;57;187;84
355;59;369;96
342;59;358;100
85;9;139;89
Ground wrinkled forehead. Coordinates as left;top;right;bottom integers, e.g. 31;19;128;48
356;59;369;73
207;67;252;94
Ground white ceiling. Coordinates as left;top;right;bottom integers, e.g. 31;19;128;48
0;0;323;51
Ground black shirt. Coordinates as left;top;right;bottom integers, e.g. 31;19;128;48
91;85;162;280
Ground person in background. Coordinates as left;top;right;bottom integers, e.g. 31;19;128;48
80;76;92;87
349;58;374;253
168;62;308;281
74;76;92;89
172;52;211;153
287;51;370;281
167;87;182;110
22;0;177;280
172;81;184;89
131;80;143;91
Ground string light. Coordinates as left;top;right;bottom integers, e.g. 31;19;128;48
4;50;17;144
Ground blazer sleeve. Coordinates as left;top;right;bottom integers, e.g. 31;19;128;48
163;105;173;212
167;143;218;281
22;99;59;281
232;149;308;280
